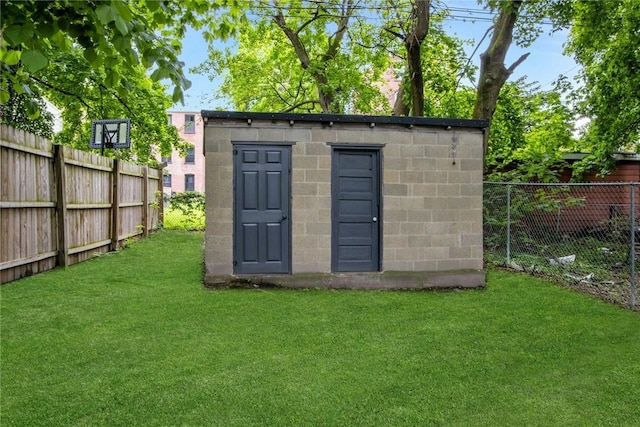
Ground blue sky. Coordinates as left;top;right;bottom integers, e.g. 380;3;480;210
171;5;579;112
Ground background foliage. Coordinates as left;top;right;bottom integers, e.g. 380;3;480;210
3;1;640;177
164;192;206;231
0;0;225;162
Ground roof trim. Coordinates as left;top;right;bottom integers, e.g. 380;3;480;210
200;111;489;129
564;152;640;162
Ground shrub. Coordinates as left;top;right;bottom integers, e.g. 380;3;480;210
164;192;205;231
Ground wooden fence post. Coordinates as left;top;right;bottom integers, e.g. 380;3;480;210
158;167;165;227
142;165;149;237
54;145;69;267
111;159;120;250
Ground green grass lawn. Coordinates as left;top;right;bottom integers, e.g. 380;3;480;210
2;231;639;426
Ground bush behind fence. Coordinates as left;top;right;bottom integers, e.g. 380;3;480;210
162;191;205;231
484;182;639;310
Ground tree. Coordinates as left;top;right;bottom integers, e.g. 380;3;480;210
564;0;640;175
0;87;53;138
195;0;393;114
272;0;356;113
467;0;575;159
473;1;529;123
485;80;577;182
0;0;228;162
0;1;212;110
384;0;431;116
35;48;188;162
196;1;477;116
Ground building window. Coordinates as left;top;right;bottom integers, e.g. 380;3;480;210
161;154;171;164
185;147;195;164
184;114;195;134
185;174;195;192
168;114;172;125
163;174;172;187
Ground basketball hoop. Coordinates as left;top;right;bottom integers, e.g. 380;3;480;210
90;119;131;155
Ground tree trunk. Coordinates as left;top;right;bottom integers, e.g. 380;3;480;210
384;0;430;116
393;84;410;116
473;0;529;123
272;1;354;113
406;37;425;116
405;0;430;116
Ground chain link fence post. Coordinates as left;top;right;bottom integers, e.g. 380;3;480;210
506;184;512;265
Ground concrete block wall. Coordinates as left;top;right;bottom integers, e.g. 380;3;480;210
291;137;332;273
203;114;485;284
381;129;484;271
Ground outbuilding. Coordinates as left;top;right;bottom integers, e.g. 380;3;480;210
202;111;488;289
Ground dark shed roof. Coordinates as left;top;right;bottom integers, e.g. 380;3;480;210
201;111;489;130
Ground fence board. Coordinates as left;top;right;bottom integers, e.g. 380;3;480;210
0;125;163;284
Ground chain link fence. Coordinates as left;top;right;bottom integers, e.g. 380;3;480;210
161;192;205;231
484;182;639;310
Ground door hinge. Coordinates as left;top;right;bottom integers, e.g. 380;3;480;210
233;260;238;266
233;149;238;155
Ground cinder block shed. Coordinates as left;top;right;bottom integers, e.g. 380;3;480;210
202;111;488;289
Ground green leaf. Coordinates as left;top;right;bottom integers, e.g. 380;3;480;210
12;82;25;95
95;5;113;25
150;67;169;81
153;11;167;25
104;55;120;68
4;23;34;45
105;70;121;88
112;35;128;51
83;46;98;65
147;1;161;12
22;49;49;73
114;16;130;36
112;1;133;22
51;32;72;51
0;88;10;104
172;86;184;103
2;49;22;66
26;99;42;119
38;21;56;38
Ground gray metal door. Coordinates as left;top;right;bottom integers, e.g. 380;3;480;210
234;145;291;274
332;149;381;272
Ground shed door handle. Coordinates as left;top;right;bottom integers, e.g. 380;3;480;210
372;217;377;222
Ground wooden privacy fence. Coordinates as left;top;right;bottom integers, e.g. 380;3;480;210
0;125;163;284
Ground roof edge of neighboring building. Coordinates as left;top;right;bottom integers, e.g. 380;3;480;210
564;152;640;162
200;110;489;130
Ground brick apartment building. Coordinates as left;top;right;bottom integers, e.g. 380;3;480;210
162;111;205;195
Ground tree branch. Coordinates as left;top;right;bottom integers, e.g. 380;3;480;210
271;81;294;107
454;25;494;92
506;52;530;74
383;27;404;40
272;7;312;69
323;0;354;62
90;77;135;116
411;0;430;44
296;4;322;35
280;100;321;112
30;75;93;111
403;0;431;116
